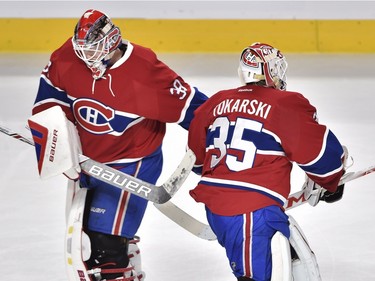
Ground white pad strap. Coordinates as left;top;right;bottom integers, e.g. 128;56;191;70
271;232;292;281
289;216;322;281
128;237;146;281
28;106;82;180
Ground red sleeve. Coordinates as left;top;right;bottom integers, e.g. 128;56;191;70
188;101;210;167
131;45;193;123
271;92;344;191
272;92;326;164
32;38;75;122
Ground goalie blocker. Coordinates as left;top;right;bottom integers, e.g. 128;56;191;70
28;106;82;180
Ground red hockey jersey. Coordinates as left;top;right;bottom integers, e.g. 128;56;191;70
32;39;207;163
188;84;344;216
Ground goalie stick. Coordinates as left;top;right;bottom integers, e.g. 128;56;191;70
154;201;217;241
154;164;375;241
0;125;195;204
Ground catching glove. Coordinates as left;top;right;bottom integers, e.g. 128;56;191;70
320;184;345;203
303;178;345;206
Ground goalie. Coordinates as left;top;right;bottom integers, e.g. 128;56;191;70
28;8;207;281
187;42;347;280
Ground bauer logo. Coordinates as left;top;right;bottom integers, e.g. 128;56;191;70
49;129;58;162
88;165;152;197
90;207;106;214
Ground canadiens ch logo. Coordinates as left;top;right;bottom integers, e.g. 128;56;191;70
73;99;144;135
241;49;259;67
73;99;115;134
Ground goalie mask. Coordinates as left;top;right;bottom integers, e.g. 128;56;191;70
72;9;122;79
238;42;288;91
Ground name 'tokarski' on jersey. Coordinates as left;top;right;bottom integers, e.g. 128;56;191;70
212;96;272;120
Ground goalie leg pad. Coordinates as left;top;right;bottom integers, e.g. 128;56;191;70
65;189;139;281
270;231;292;281
288;216;322;281
65;180;81;223
65;187;92;281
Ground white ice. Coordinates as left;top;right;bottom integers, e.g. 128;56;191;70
0;53;374;281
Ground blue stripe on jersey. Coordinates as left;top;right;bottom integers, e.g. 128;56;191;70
206;122;283;152
242;127;283;152
192;165;203;175
34;76;72;106
179;88;208;130
298;130;344;176
199;177;286;206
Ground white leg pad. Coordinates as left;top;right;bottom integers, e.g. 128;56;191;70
65;187;91;281
65;180;80;223
289;216;322;281
271;231;293;281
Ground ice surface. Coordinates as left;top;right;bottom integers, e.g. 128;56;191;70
0;53;374;281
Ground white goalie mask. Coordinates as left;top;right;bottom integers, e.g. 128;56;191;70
72;9;122;79
238;42;288;90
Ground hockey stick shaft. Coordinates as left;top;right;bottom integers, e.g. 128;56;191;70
285;165;375;210
0;125;195;204
0;126;35;145
153;201;217;241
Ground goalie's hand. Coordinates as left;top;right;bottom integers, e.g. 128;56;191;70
320;184;345;203
303;176;345;206
303;145;349;206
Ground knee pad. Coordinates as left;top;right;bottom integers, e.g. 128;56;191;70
289;216;322;281
85;230;131;280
